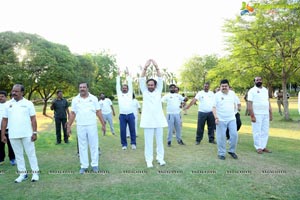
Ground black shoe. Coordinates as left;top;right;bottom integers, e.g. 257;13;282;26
55;142;61;145
209;141;216;144
178;140;185;145
65;141;69;144
218;155;225;160
167;141;171;147
228;152;238;159
195;141;200;145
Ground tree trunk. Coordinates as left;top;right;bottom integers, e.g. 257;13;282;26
43;99;48;116
282;78;290;120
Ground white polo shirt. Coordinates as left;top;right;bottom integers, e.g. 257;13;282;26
3;98;36;139
99;98;113;115
161;93;185;114
213;90;236;121
71;93;100;126
116;76;134;114
0;102;7;129
194;90;215;112
247;86;269;115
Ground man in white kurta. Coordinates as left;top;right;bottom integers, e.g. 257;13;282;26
140;59;168;168
1;84;39;183
248;77;272;154
67;83;106;174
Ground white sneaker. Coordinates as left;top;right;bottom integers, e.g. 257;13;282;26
31;173;39;182
157;160;166;166
122;146;127;150
146;162;153;168
131;144;136;150
15;174;28;183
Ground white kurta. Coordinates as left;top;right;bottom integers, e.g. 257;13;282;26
139;77;167;128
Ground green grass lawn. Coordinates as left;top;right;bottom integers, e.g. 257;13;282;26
0;98;299;200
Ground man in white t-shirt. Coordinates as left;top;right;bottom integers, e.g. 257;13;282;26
139;59;168;168
99;93;115;136
162;84;185;147
212;79;238;160
247;77;272;154
67;82;106;174
185;82;216;145
1;84;39;183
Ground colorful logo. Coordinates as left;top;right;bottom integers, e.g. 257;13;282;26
240;2;255;16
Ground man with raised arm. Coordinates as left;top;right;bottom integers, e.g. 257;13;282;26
139;59;168;168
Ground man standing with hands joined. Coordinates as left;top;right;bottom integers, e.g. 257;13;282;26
139;59;168;168
247;77;272;154
67;82;106;174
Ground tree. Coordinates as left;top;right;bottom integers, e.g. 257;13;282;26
89;52;118;98
223;0;300;120
0;31;78;115
180;55;218;92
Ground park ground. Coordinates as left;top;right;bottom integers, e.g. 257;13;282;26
0;97;299;200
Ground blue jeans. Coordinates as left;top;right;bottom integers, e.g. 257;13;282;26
119;113;136;147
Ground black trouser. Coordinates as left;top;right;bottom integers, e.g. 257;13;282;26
0;130;15;162
196;111;215;142
55;118;68;143
226;113;242;140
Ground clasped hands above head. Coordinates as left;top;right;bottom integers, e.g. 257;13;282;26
144;59;159;70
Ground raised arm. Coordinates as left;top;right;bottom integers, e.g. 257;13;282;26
141;59;152;78
116;69;121;95
151;59;161;77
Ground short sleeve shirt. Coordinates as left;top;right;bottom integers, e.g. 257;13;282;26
194;90;215;112
3;98;36;138
71;93;100;126
99;98;113;115
247;86;269;115
161;93;185;114
213;91;236;121
52;98;68;118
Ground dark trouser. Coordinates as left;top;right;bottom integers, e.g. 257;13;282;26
0;130;15;162
226;112;242;140
119;113;136;147
196;111;215;142
55;117;68;143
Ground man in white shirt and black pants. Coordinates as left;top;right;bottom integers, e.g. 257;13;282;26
185;82;216;145
212;79;238;160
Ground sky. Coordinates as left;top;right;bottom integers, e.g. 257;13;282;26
0;0;243;74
